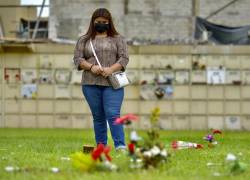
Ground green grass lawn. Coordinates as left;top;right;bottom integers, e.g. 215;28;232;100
0;128;249;180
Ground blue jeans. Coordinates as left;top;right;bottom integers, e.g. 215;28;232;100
82;85;126;149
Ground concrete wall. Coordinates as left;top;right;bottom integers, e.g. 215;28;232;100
0;0;20;6
49;0;250;41
0;0;37;38
200;0;250;26
0;43;250;130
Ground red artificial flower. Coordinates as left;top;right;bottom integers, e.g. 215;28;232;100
91;144;112;162
91;144;105;161
114;114;139;125
128;143;135;154
171;141;178;149
196;144;203;149
103;145;112;161
212;129;222;134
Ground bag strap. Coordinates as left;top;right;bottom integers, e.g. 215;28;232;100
90;40;102;68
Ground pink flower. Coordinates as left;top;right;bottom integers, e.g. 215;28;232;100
114;114;139;125
171;141;178;149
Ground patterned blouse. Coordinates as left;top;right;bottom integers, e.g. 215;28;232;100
73;35;129;86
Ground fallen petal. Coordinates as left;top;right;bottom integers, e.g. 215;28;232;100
213;172;221;176
50;167;60;173
5;166;14;172
60;157;70;161
207;162;214;167
226;153;237;161
212;141;218;145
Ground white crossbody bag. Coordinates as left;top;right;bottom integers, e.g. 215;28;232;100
90;40;130;89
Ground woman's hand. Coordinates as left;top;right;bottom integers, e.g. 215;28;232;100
91;65;103;75
101;67;114;78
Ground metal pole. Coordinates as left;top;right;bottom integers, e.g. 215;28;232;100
206;0;240;20
32;0;46;40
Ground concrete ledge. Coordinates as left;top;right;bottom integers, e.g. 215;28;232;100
1;42;250;55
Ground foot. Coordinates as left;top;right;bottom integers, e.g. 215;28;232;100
115;146;127;153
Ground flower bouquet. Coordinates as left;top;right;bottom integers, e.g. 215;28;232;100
117;108;169;169
71;144;117;172
203;129;222;148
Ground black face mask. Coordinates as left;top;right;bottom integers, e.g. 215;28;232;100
94;23;109;33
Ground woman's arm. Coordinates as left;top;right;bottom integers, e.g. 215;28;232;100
73;37;92;71
102;36;129;77
116;35;129;71
78;60;93;71
102;63;122;78
73;37;103;74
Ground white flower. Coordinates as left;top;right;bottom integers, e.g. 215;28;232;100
130;130;142;141
160;149;167;157
143;151;152;157
104;160;117;171
5;166;19;172
226;153;237;161
136;159;142;163
151;146;161;156
50;167;60;173
212;141;218;145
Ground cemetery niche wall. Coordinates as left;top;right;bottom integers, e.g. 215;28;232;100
0;44;250;130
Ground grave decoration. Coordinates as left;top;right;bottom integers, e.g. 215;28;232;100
71;144;117;172
123;108;169;169
203;129;222;148
171;141;203;150
207;153;247;176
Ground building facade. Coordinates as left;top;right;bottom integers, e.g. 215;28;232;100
49;0;250;42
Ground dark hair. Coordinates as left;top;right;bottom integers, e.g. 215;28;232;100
84;8;119;40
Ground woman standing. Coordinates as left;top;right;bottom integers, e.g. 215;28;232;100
73;8;129;151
